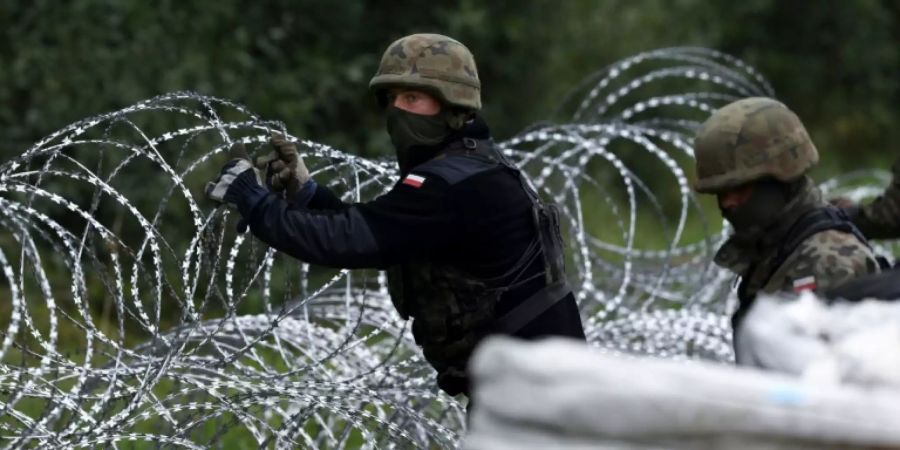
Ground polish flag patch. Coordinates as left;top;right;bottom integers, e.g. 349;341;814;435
402;174;426;188
792;276;817;293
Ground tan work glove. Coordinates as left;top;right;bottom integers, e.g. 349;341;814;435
255;133;310;198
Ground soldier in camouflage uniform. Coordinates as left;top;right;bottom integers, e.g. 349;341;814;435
833;159;900;240
206;34;586;402
693;97;880;340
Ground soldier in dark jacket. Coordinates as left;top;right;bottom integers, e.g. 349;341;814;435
206;33;586;400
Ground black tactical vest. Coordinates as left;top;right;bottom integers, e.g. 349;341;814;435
386;138;569;395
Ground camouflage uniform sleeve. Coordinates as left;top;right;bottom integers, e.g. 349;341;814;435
766;230;880;295
849;160;900;239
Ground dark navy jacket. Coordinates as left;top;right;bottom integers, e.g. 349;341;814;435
237;121;586;343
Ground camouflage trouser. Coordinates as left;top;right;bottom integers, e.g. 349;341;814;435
387;264;499;397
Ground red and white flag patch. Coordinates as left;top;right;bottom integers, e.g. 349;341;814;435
792;276;817;293
402;174;426;188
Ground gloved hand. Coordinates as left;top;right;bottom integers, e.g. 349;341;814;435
255;132;311;199
206;143;267;232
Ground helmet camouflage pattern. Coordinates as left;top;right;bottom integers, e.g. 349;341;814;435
693;97;818;193
369;33;481;110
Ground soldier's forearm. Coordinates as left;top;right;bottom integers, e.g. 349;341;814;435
854;162;900;240
246;195;385;269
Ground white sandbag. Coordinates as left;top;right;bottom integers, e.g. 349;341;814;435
463;337;900;450
738;292;900;386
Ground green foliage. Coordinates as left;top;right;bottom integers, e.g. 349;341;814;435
2;0;897;172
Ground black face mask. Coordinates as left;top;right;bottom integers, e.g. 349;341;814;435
385;106;454;175
721;179;792;234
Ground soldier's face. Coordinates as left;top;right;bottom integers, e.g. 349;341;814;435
717;185;754;211
717;179;792;233
388;88;442;116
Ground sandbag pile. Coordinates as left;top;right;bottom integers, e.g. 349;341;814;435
464;334;900;449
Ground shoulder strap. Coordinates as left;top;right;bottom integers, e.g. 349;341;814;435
412;140;499;186
443;138;543;201
769;207;869;279
494;280;570;334
733;264;757;331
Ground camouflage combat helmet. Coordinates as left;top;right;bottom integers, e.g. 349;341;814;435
369;33;481;110
694;97;818;193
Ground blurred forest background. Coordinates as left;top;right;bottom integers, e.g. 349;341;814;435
2;0;898;176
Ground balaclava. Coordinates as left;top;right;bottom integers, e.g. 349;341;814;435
721;177;801;236
385;104;469;175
